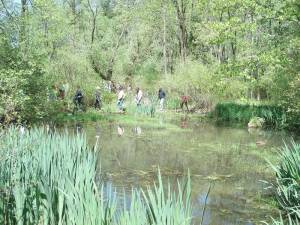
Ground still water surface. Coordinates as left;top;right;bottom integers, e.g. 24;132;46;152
64;115;297;225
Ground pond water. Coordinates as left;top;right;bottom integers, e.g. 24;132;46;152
63;115;297;225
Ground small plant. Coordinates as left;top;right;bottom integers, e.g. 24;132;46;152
267;141;300;224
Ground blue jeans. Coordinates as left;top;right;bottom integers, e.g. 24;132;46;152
117;99;124;111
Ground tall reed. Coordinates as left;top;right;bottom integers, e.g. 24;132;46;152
0;127;192;225
213;102;288;128
267;141;300;224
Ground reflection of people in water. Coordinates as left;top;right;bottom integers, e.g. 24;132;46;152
44;122;56;134
180;116;188;128
133;126;142;135
95;124;101;138
75;122;83;134
117;125;124;136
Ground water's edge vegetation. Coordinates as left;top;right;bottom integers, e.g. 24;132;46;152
0;127;299;224
0;128;192;225
211;102;300;131
267;142;300;224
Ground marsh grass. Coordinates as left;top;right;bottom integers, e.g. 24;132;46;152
266;141;300;224
0;127;193;225
212;102;288;129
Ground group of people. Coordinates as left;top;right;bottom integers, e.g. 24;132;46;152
49;83;69;101
51;82;189;114
116;86;167;113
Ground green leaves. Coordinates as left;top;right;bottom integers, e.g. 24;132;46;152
0;127;193;225
267;141;300;224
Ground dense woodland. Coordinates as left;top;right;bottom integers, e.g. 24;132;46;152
0;0;299;125
1;1;300;224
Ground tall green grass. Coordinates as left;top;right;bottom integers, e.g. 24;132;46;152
271;142;300;215
0;127;192;225
267;141;300;224
212;102;288;128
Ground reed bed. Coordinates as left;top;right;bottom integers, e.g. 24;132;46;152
213;102;288;128
0;127;192;225
267;141;300;224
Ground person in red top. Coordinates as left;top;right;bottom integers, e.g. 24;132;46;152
180;95;190;112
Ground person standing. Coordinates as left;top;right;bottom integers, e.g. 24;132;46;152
117;86;126;112
49;85;58;101
73;86;84;112
158;88;166;111
58;83;65;100
135;87;143;109
95;87;102;110
180;95;190;112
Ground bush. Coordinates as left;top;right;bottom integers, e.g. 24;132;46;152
0;60;48;124
158;61;216;111
212;102;290;129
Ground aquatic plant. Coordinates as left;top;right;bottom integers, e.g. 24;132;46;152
271;142;300;214
265;213;300;225
0;127;193;225
212;102;290;129
267;141;300;224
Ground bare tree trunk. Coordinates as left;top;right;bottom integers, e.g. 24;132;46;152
227;9;236;59
91;16;96;44
173;0;188;63
20;0;27;42
163;1;167;76
87;0;98;45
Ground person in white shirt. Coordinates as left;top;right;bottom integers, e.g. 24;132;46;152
117;86;126;112
158;88;166;111
135;87;143;106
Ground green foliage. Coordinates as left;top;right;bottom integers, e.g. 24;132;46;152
102;91;115;105
0;127;193;225
271;142;300;214
213;102;290;128
0;37;48;123
266;142;300;224
0;0;299;127
266;214;300;225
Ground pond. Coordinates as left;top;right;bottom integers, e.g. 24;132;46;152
62;115;297;225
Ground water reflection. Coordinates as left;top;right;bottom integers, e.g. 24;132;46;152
63;119;298;224
117;125;125;136
133;126;142;136
75;122;83;134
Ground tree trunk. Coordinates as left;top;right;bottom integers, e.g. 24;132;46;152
20;0;27;43
173;0;188;63
91;16;96;44
163;2;167;76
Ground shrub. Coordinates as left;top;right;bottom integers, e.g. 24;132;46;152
213;102;290;129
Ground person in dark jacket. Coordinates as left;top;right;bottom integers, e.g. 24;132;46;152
158;88;166;111
73;86;84;112
95;87;102;110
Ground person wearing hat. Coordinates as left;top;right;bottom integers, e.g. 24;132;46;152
95;86;102;110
